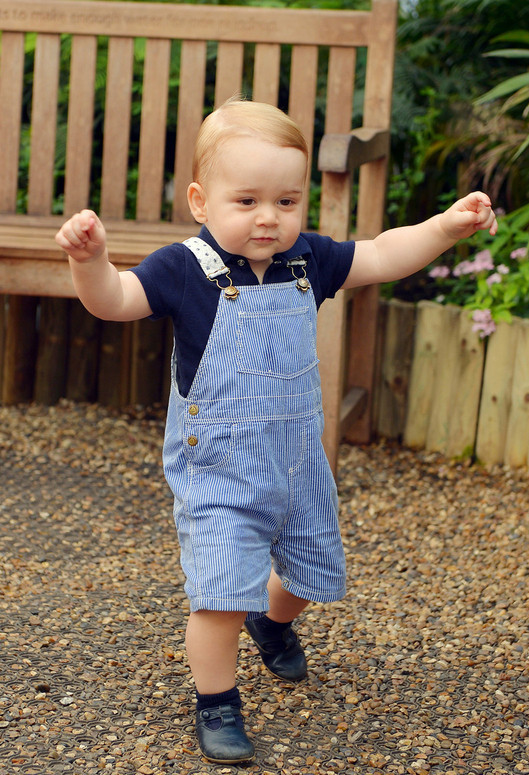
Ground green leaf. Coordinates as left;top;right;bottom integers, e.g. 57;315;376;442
513;133;529;161
476;73;529;104
492;31;529;46
484;49;529;59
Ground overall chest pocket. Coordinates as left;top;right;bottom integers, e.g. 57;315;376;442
236;306;318;379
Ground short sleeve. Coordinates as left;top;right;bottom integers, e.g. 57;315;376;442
128;244;186;320
300;232;355;304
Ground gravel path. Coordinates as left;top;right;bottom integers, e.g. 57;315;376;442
1;401;528;775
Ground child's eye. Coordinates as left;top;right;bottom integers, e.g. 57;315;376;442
239;198;255;206
279;198;296;207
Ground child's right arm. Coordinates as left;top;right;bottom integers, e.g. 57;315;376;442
55;209;153;321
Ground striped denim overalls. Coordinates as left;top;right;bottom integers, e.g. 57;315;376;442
163;239;347;615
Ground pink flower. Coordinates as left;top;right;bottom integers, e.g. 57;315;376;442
510;247;528;260
486;273;502;286
472;249;494;272
453;260;475;277
428;265;450;279
454;250;495;277
497;264;509;275
472;309;496;338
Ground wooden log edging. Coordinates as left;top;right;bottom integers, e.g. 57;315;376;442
504;319;529;467
372;298;416;440
476;317;529;468
376;299;529;468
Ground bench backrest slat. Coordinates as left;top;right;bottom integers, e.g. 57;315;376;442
100;37;134;219
215;42;244;108
64;35;97;214
326;47;356;135
0;32;25;212
253;43;281;106
28;33;60;215
172;40;207;224
289;44;319;227
137;38;171;222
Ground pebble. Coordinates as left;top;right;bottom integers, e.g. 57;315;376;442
1;402;528;775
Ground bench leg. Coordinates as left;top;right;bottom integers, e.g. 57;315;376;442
344;284;379;444
2;296;38;404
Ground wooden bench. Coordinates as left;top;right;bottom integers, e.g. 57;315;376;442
0;0;397;472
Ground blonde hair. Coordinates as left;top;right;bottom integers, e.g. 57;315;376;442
192;98;308;183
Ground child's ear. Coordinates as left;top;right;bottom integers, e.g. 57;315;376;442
187;182;207;223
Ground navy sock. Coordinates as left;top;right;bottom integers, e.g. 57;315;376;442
196;686;241;712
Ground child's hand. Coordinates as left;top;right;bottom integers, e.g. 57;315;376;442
55;209;107;263
440;192;498;242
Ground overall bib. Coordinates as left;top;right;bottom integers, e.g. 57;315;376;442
163;239;347;615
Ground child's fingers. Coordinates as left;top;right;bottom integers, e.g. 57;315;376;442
78;209;101;234
55;226;80;252
462;191;492;213
58;222;88;249
457;193;497;237
475;201;498;236
55;210;103;253
69;211;97;242
441;192;497;241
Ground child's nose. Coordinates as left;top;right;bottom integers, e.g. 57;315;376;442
255;204;278;226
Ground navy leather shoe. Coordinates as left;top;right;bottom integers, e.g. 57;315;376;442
245;619;308;682
196;703;255;764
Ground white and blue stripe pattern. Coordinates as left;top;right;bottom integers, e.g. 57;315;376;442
163;245;347;615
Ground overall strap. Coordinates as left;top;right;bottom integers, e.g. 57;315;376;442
183;237;239;300
183;237;229;279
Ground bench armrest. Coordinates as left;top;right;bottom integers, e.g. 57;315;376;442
318;128;390;174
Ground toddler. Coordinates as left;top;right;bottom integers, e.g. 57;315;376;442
56;99;497;764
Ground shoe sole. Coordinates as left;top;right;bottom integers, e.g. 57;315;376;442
264;664;307;683
202;753;255;764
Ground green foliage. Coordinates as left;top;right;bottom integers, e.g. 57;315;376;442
386;89;451;228
388;0;529;225
382;0;529;336
476;31;529;161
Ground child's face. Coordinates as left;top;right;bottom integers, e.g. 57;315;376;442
189;136;307;273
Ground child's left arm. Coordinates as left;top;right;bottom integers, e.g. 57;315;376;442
342;191;497;290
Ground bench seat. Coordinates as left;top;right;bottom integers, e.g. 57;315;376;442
0;215;199;296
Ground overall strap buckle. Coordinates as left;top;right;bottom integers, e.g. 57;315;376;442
287;257;310;292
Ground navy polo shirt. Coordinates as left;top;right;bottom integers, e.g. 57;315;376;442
129;226;355;397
